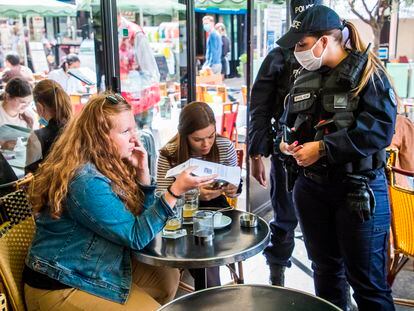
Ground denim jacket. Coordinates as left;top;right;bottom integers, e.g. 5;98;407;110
25;163;174;303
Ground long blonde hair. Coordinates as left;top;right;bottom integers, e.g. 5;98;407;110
30;93;144;217
343;20;393;96
316;20;394;97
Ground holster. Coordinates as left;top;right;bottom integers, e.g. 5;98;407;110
344;174;376;223
284;158;299;192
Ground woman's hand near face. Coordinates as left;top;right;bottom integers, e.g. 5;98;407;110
128;139;150;185
222;183;238;198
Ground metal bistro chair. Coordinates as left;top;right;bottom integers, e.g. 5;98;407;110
0;174;34;311
386;155;414;307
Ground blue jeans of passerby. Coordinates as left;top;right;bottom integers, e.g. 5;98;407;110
263;156;298;267
293;169;395;311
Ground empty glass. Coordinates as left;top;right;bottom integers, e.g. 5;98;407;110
183;189;199;223
193;210;214;242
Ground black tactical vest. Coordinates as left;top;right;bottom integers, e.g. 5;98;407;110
284;51;385;174
272;48;300;120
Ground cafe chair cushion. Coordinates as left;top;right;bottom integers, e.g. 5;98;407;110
0;189;35;311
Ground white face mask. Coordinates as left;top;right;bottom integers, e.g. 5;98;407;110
294;37;327;71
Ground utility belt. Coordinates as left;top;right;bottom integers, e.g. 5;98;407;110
300;166;381;223
301;165;382;185
302;168;339;184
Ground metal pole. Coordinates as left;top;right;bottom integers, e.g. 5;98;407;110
286;0;291;28
389;0;399;60
101;0;120;92
245;0;253;213
20;14;29;67
185;0;196;102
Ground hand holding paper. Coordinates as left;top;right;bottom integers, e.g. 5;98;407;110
165;158;241;187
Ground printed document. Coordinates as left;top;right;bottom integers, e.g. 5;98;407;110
0;124;31;140
166;158;241;186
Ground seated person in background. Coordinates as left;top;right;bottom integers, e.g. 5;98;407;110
1;52;34;85
157;101;241;287
24;93;214;310
389;114;414;188
48;53;83;94
0;77;37;150
390;114;414;171
25;79;73;173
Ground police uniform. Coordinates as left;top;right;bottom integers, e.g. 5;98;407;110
276;5;396;311
248;0;322;283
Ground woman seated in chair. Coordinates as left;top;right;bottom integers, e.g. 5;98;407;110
157;101;241;287
0;77;37;150
23;93;215;310
25;79;73;173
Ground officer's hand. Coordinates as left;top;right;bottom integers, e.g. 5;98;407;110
280;141;303;155
251;157;267;188
292;141;320;167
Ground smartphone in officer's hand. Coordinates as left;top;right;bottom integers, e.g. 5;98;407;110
283;125;295;145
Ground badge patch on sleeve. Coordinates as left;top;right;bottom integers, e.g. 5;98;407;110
388;89;397;107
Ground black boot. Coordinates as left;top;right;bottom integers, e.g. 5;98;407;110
269;264;286;286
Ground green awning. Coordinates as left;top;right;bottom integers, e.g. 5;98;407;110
0;0;76;17
76;0;186;15
195;0;246;10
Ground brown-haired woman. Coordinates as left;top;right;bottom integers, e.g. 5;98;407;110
157;101;241;287
0;77;36;149
25;79;73;173
23;93;215;310
277;5;396;310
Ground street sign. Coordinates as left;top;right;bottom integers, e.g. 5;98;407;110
378;46;389;60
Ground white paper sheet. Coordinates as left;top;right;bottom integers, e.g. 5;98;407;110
165;158;241;186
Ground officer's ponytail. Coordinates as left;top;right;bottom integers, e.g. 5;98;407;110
343;20;394;97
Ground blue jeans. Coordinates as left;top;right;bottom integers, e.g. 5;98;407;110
263;156;297;267
293;169;395;311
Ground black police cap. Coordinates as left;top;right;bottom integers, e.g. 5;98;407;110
277;5;343;49
290;0;323;20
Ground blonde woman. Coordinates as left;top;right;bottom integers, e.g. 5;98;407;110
23;93;215;310
277;5;396;311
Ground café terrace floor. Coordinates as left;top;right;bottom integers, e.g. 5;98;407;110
176;207;414;310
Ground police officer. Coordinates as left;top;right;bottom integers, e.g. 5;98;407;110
249;0;321;286
276;5;396;311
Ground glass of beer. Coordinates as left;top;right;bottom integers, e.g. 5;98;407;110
163;197;184;235
183;189;199;223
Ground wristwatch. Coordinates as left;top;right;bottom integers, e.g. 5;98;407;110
318;140;327;157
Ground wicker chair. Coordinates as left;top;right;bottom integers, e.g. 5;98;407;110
0;176;34;311
386;163;414;307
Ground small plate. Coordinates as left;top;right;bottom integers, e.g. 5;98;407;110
214;215;232;229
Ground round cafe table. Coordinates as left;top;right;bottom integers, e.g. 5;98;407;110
158;284;341;311
134;210;270;290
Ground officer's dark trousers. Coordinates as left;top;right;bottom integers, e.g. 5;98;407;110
293;169;395;311
263;156;298;267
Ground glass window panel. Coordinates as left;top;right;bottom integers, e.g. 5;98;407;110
0;2;100;114
115;0;188;146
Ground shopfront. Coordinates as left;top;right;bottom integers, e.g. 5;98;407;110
0;0;288;211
